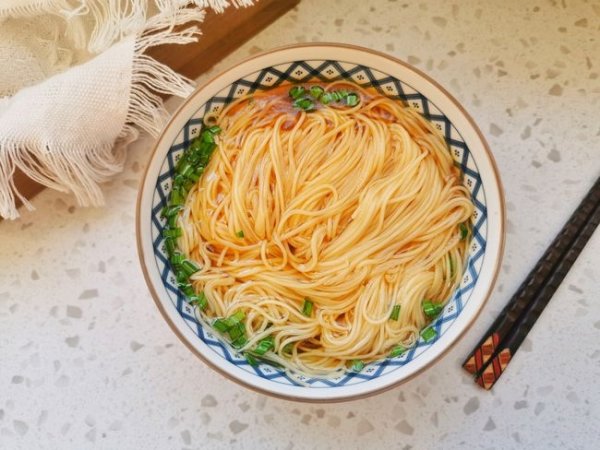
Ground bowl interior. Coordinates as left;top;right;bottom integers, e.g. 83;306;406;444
138;46;502;401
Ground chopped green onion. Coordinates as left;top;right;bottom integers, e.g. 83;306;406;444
228;322;245;341
189;291;208;309
389;345;406;358
292;97;315;111
179;283;194;297
421;327;437;342
201;132;215;144
309;85;324;99
422;300;442;318
186;152;200;165
390;304;401;321
459;223;469;240
189;138;203;152
197;143;215;165
231;335;248;348
170;252;184;266
167;214;178;228
161;204;181;218
207;125;222;134
301;298;313;317
236;230;245;238
183;178;195;192
331;91;341;102
346;93;360;107
164;238;176;256
170;188;184;206
320;92;334;104
181;164;194;178
254;336;275;355
176;270;189;284
177;162;192;176
181;260;200;277
337;89;349;99
213;318;230;333
173;174;186;189
229;310;245;325
187;169;202;183
289;85;305;99
198;291;208;308
213;312;245;336
350;359;365;372
162;227;182;239
245;352;259;367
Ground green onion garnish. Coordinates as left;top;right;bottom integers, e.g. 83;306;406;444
459;223;469;240
177;162;192;176
245;352;259;367
309;85;324;99
183;178;194;191
164;123;224;315
337;89;349;99
179;283;194;297
164;238;176;255
254;336;275;356
187;169;202;183
320;92;334;104
236;230;245;238
176;270;188;284
350;359;365;372
181;260;200;277
198;291;208;308
390;304;401;321
289;86;305;99
228;322;245;341
170;252;184;266
212;311;245;334
421;327;437;342
346;93;359;107
389;345;406;358
422;300;442;318
173;174;185;189
162;227;182;239
301;298;313;317
170;188;184;206
229;310;245;325
293;97;315;111
231;335;248;348
213;318;230;333
202;132;215;144
189;291;208;310
161;204;181;218
166;214;177;228
181;164;194;178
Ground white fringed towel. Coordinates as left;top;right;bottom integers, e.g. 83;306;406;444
0;0;253;220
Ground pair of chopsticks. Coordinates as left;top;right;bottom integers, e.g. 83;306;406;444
463;175;600;389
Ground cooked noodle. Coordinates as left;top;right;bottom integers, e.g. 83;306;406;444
177;83;473;376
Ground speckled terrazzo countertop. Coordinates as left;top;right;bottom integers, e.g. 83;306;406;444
1;1;599;449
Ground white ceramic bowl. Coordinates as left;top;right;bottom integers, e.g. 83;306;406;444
136;44;505;402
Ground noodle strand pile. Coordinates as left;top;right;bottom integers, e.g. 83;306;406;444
177;83;473;376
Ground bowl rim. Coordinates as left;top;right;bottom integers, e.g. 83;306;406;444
136;42;506;403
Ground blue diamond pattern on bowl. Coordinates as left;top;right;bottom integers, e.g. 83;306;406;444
150;60;487;388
